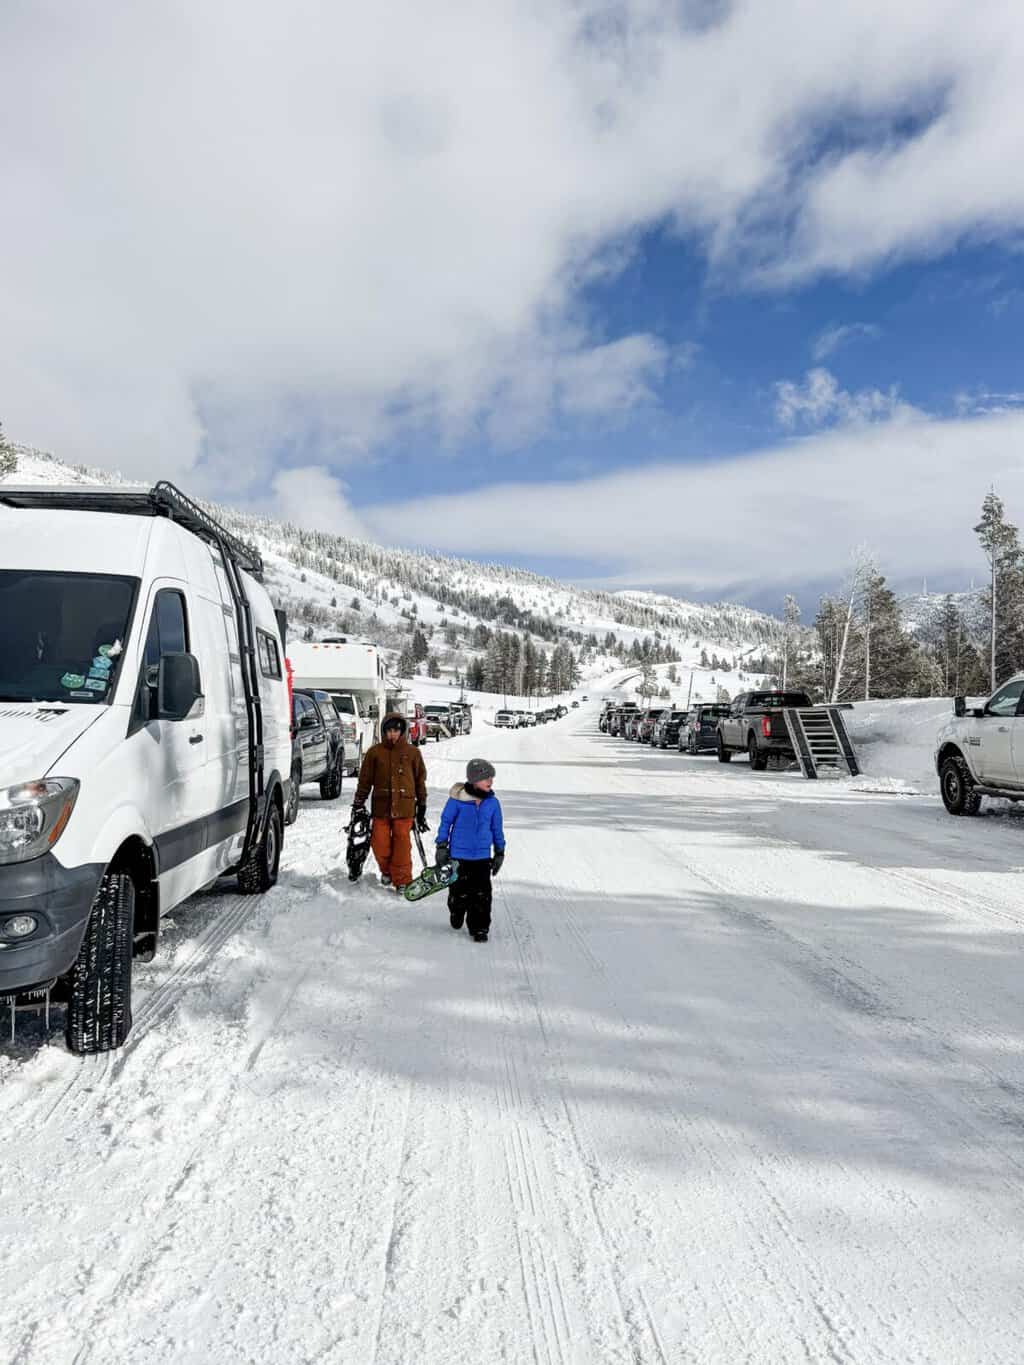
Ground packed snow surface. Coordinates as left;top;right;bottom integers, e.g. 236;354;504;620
3;687;1024;1363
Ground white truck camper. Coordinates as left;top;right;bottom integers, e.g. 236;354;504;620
0;483;291;1054
287;637;387;773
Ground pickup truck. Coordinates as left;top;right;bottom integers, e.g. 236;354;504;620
935;674;1024;815
715;690;813;769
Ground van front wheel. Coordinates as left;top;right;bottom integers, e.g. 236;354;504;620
65;871;135;1055
238;804;283;894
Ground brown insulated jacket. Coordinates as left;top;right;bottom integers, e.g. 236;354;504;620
353;714;427;821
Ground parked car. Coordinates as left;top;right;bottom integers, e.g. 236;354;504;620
610;704;638;736
637;708;662;743
571;700;579;708
651;708;688;749
407;701;427;746
936;676;1024;815
449;701;473;735
423;703;454;739
716;690;812;768
287;688;346;825
624;711;644;741
0;482;291;1054
495;709;514;728
679;703;731;754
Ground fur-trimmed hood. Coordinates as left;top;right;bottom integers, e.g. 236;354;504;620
448;781;495;803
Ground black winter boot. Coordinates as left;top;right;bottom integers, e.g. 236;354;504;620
449;908;465;930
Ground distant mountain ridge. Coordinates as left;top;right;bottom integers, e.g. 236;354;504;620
2;441;785;686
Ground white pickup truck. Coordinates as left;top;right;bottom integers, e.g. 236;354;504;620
935;674;1024;815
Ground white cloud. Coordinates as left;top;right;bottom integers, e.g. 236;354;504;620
1;1;1022;488
363;409;1024;594
812;322;882;362
268;466;367;540
774;368;918;428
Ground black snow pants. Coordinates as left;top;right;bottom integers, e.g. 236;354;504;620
448;858;493;934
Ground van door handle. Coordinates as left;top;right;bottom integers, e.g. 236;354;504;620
998;725;1010;733
189;733;204;744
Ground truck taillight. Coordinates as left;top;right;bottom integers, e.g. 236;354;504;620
762;717;772;738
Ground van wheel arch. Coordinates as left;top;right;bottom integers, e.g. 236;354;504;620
108;836;159;961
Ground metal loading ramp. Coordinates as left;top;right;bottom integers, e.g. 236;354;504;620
783;707;860;779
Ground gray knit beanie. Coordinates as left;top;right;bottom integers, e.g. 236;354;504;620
466;758;496;783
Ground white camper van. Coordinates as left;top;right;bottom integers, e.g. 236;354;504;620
288;638;387;773
0;483;291;1054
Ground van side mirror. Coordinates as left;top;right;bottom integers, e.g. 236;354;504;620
954;696;966;717
157;653;203;721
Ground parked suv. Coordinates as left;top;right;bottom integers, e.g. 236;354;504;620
936;675;1024;815
651;709;688;749
680;703;731;754
637;708;662;743
287;688;346;825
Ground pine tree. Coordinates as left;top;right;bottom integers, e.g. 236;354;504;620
0;423;17;479
782;594;801;689
974;491;1022;690
398;644;416;677
427;655;441;679
411;628;429;663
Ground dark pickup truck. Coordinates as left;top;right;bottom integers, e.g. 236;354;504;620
716;690;813;769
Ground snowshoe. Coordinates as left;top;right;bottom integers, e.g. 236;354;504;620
344;808;373;882
403;827;459;903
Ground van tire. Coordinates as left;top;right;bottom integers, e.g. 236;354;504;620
940;754;981;816
320;754;344;801
65;872;134;1055
717;735;732;763
285;762;301;825
237;804;283;894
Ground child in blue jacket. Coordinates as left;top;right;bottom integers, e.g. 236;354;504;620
436;758;505;942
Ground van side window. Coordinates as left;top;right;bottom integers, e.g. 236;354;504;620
136;590;191;726
143;591;190;671
257;630;282;680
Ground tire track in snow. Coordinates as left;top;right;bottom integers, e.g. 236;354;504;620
490;882;669;1365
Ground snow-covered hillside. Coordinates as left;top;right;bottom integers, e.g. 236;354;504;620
2;442;783;695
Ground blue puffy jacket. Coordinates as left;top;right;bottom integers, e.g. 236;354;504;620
437;783;505;861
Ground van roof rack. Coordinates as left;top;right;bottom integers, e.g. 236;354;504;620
0;481;264;579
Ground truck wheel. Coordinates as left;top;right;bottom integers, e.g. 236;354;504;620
237;804;283;894
748;736;768;771
285;761;301;825
320;754;344;800
65;871;135;1055
716;735;732;763
940;755;981;816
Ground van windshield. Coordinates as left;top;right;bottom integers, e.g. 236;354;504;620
0;570;137;704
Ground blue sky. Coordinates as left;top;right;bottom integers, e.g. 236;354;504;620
4;1;1024;615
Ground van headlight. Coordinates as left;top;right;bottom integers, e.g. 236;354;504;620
0;779;80;865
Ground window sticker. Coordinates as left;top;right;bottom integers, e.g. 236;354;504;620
84;677;108;692
61;672;86;690
90;656;113;675
69;691;97;700
97;639;123;659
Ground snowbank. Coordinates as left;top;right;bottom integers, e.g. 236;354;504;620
844;696;973;794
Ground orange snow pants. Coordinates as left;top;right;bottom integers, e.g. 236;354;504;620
371;817;414;887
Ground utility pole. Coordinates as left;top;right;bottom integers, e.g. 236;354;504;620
686;671;694;709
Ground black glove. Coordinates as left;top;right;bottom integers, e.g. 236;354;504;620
490;850;505;876
416;804;429;833
346;803;366;830
435;842;450;866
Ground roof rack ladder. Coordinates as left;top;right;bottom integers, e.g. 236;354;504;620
219;546;266;868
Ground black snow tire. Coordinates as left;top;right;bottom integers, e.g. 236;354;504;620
940;754;981;816
285;761;301;825
320;754;344;801
717;735;732;763
748;737;768;771
237;803;283;894
65;872;134;1055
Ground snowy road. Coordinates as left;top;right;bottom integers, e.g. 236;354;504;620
3;705;1024;1363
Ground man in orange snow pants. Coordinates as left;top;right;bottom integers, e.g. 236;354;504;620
351;713;428;892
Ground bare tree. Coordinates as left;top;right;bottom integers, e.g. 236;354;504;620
830;546;876;704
